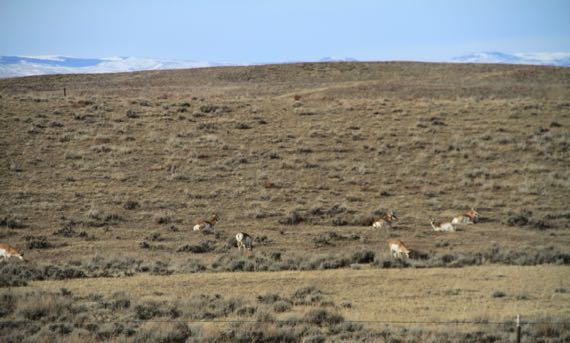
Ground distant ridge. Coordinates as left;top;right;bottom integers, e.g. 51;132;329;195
452;51;570;67
0;56;233;78
1;52;569;78
318;56;358;62
0;55;364;78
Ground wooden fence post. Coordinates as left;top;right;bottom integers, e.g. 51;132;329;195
64;87;66;97
516;314;521;343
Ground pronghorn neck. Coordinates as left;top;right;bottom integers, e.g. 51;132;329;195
206;215;217;225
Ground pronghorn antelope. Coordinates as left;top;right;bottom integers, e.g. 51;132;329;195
236;232;253;253
388;239;410;259
452;208;480;225
430;218;456;232
193;214;218;231
372;211;398;229
0;243;24;261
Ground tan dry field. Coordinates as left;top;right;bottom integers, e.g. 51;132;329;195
1;61;570;341
27;265;570;323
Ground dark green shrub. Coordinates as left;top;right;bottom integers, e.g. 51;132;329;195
177;240;216;253
351;250;375;263
279;211;305;225
304;309;344;327
25;235;52;249
257;293;281;304
492;290;506;298
273;301;292;313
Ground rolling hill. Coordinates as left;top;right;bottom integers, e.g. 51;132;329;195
0;61;569;342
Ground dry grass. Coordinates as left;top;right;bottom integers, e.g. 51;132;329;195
1;61;569;340
22;265;570;323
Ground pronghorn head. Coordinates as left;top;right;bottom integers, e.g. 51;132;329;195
389;211;398;221
210;214;218;223
467;208;480;221
11;249;24;261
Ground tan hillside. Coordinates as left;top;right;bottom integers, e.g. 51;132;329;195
1;62;569;342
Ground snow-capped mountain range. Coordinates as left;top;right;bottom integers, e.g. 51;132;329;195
0;55;232;78
0;52;568;78
451;52;570;67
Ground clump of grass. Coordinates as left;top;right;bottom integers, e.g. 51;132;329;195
435;239;449;247
123;200;139;210
99;291;131;311
154;212;172;224
254;235;271;245
312;231;360;247
17;292;75;321
83;255;143;277
134;300;179;320
491;290;506;298
145;232;165;242
0;292;17;317
304;309;344;327
0;216;26;229
177;259;207;273
504;209;551;230
134;322;192;343
177;240;216;254
273;301;292;313
197;123;217;132
257;293;281;304
126;109;139;118
351;250;375;263
52;226;77;237
25;235;52;249
234;122;251;129
279;210;305;225
181;294;243;320
290;286;324;306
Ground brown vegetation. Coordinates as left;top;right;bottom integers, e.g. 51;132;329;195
1;61;569;341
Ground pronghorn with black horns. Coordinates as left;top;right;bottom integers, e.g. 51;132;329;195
373;211;398;229
193;214;218;231
452;208;480;225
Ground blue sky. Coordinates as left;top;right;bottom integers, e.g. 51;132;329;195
1;0;569;63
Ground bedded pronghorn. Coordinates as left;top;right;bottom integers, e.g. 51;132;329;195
236;232;253;253
452;208;480;225
372;211;398;229
193;214;218;231
0;243;24;261
388;239;410;259
430;218;456;232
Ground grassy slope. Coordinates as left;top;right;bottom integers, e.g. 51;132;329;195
1;62;569;338
25;265;570;324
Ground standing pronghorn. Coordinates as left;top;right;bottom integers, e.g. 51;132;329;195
0;243;24;261
236;232;253;253
430;218;456;232
388;239;410;259
193;214;218;231
373;211;398;229
452;208;480;225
